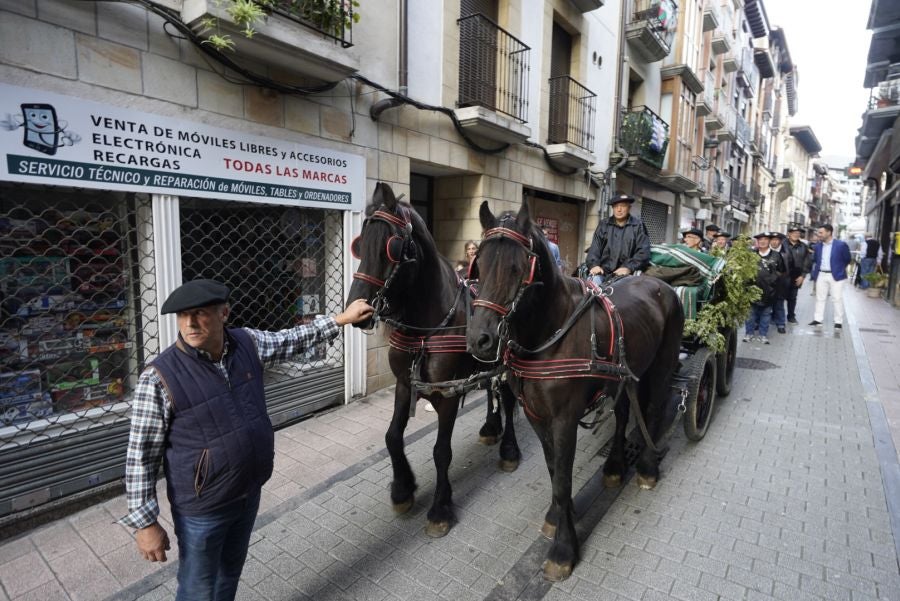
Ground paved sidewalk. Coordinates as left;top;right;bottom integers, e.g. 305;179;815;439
0;283;898;601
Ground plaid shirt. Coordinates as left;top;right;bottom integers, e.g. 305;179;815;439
119;316;340;529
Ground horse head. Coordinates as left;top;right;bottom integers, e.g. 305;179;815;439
346;182;421;329
467;200;558;361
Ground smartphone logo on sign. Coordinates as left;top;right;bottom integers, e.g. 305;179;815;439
22;104;60;155
1;101;80;154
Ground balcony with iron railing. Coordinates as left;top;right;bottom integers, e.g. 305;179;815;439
625;0;678;63
619;105;670;170
749;182;762;206
546;76;597;167
736;47;758;96
454;13;532;144
702;0;720;31
735;114;751;148
697;71;716;116
181;0;360;81
857;77;900;159
716;102;737;142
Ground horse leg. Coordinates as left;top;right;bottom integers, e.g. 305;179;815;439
534;422;559;539
425;396;460;537
602;389;630;488
386;380;416;514
634;369;674;490
497;384;521;472
542;418;579;582
478;389;502;445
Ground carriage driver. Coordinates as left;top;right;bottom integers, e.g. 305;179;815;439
586;193;651;284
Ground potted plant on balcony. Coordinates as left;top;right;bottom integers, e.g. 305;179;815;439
198;0;361;51
862;271;889;297
877;80;899;108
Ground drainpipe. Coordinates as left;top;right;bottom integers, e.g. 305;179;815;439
605;0;630;203
370;0;408;120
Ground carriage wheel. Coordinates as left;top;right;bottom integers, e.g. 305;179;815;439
683;347;717;442
715;327;737;397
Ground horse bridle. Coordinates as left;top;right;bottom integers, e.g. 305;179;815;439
470;223;539;361
351;206;417;318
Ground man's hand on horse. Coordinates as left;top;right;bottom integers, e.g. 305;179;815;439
336;299;375;325
613;267;632;276
589;266;604;276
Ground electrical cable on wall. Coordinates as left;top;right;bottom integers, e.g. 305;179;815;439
123;0;588;177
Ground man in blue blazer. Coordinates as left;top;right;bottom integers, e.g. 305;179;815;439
809;223;852;329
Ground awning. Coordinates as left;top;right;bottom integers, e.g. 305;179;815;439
732;209;749;223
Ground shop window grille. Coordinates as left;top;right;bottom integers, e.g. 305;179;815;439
0;185;158;448
639;197;669;244
178;199;345;386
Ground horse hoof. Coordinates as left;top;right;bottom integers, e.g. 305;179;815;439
392;496;414;514
540;521;556;539
636;474;657;490
425;520;451;538
602;473;622;488
541;559;572;582
479;435;499;446
498;458;519;472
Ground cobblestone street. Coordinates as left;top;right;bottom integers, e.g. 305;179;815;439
1;284;899;601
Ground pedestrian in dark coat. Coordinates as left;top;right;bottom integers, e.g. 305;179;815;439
586;193;651;284
783;226;812;322
768;232;790;333
744;233;786;344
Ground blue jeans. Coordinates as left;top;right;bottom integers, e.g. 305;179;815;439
770;298;786;328
859;257;876;289
745;303;772;337
590;274;606;286
173;489;261;601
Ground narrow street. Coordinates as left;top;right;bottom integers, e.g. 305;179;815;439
1;284;898;601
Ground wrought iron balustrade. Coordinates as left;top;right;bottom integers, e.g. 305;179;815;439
620;105;670;169
270;0;355;47
548;76;596;151
630;0;679;56
458;13;531;122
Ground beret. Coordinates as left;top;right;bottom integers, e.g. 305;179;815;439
753;232;772;239
713;231;731;238
681;228;703;238
787;226;802;233
609;193;636;205
161;279;230;314
704;224;721;231
769;231;785;238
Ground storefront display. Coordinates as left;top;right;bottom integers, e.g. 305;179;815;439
0;187;142;427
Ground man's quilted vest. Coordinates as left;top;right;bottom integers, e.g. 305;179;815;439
152;328;273;515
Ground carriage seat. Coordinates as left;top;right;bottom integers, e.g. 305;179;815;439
648;244;726;320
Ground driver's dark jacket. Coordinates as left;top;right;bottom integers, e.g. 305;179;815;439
782;240;812;281
586;215;651;274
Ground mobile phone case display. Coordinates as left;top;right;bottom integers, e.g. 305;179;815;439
0;208;130;426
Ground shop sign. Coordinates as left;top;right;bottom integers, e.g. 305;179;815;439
0;83;365;210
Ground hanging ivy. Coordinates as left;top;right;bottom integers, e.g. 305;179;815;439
683;236;761;353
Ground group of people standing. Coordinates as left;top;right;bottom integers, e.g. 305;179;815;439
743;223;851;343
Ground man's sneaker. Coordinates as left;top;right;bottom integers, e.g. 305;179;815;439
834;323;842;329
777;327;786;334
808;320;822;326
788;317;798;324
760;336;770;344
742;335;753;342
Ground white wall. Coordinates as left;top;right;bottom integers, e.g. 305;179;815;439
354;0;399;89
585;5;621;170
406;0;443;104
521;2;545;141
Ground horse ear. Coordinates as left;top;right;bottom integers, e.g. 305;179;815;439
479;201;495;231
378;182;397;210
516;200;531;233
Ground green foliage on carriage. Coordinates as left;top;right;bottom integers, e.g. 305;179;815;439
648;239;761;353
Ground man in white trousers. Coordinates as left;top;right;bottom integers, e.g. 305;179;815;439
808;224;852;330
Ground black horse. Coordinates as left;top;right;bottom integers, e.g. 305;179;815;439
346;182;521;537
466;201;684;580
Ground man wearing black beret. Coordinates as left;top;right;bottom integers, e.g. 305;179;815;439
586;193;651;283
701;223;720;252
681;228;704;251
120;279;373;600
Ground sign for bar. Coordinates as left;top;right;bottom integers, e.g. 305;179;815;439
0;83;365;210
